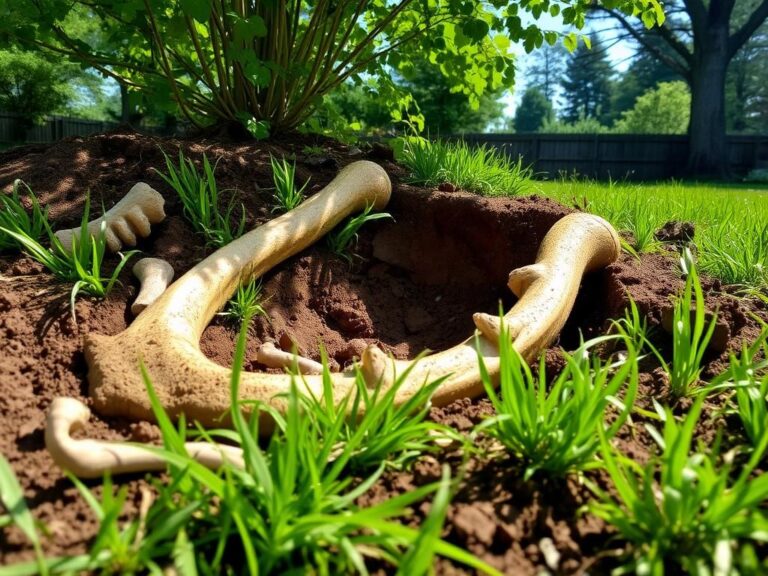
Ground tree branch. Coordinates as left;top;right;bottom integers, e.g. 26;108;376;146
729;0;768;58
593;7;692;79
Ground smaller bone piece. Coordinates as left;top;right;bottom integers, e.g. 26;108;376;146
45;397;244;478
131;258;174;316
256;341;324;374
54;183;166;253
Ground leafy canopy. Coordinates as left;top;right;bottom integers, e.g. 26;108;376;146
0;0;665;135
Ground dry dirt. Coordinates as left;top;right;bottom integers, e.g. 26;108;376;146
0;131;765;574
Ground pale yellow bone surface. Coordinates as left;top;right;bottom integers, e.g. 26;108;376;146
131;258;175;316
256;342;324;375
45;397;244;478
54;183;166;252
84;160;620;430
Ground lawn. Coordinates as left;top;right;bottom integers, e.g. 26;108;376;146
533;179;768;293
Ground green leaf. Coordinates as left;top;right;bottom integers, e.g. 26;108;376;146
461;18;489;42
180;0;210;23
0;454;45;574
232;15;267;42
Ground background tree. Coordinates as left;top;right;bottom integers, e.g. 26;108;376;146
561;36;614;125
525;44;567;107
614;81;691;134
1;0;665;137
398;59;505;135
726;16;768;132
514;87;553;132
610;37;682;122
0;50;70;125
594;0;768;177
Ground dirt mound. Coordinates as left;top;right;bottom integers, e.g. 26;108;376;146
0;130;765;573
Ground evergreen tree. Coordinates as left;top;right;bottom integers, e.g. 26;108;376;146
561;36;614;124
525;45;567;107
514;88;553;132
611;39;683;121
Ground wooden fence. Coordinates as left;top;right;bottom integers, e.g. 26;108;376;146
461;133;768;180
0;112;122;148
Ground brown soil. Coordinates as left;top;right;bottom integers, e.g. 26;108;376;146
1;131;766;573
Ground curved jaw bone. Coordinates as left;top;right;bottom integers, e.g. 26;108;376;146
82;161;620;434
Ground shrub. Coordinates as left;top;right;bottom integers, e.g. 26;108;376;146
3;0;663;135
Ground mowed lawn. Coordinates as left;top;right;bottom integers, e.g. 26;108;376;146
532;179;768;292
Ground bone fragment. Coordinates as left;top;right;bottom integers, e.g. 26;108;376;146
131;258;174;316
54;183;165;252
83;161;620;437
256;342;324;374
45;397;243;478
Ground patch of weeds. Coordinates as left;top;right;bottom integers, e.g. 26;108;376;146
0;179;47;252
133;321;496;575
0;194;137;314
219;277;269;325
647;249;718;398
589;395;768;575
399;138;531;196
156;150;245;247
301;350;465;472
327;203;392;264
700;218;768;292
611;297;652;353
270;154;309;213
710;322;768;447
473;317;639;479
621;197;661;254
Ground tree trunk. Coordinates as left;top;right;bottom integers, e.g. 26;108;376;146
686;24;730;178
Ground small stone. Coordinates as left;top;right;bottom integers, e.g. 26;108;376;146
438;182;457;192
306;155;338;169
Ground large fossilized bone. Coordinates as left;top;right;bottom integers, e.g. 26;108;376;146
83;160;620;430
54;183;166;252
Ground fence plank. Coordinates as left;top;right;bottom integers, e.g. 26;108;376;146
462;133;765;180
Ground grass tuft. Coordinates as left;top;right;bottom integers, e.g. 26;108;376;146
590;395;768;575
219;277;269;325
0;193;137;316
156;150;245;247
327;203;392;263
646;249;719;398
474;315;639;479
399;137;531;196
0;180;48;252
270;154;309;213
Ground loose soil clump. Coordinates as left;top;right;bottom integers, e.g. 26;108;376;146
1;131;765;573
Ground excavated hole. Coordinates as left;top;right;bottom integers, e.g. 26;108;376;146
199;187;624;372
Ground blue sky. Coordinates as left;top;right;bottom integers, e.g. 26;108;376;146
502;14;637;116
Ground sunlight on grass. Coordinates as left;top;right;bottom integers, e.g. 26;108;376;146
533;179;768;291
